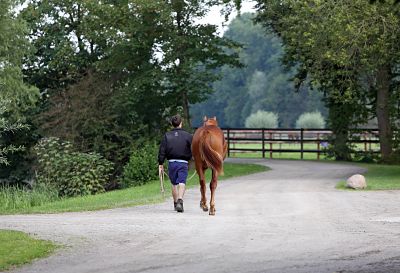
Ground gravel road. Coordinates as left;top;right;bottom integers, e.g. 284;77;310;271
1;159;399;273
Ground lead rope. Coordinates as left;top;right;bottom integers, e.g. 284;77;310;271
159;170;165;198
187;170;198;181
159;169;198;197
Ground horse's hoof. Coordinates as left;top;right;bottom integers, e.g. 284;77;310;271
209;207;216;216
200;201;208;212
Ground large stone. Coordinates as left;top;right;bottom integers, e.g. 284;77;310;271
346;174;367;189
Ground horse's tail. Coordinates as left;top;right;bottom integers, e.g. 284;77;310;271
199;130;224;175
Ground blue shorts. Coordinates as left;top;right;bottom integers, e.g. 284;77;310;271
168;161;188;185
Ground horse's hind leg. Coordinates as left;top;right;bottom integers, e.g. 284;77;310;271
198;167;208;212
209;170;218;216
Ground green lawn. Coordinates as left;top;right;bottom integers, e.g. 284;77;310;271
0;230;57;271
336;163;400;190
0;163;268;215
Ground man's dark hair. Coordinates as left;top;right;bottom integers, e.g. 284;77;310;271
171;114;182;128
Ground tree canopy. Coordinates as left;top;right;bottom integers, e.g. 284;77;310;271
253;0;400;161
0;0;38;169
13;0;242;181
191;13;326;128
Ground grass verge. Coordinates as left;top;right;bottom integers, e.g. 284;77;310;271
0;162;268;215
0;230;57;271
336;163;400;190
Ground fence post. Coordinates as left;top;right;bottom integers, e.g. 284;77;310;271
227;128;230;158
364;133;367;152
317;132;320;160
301;128;304;160
269;132;273;159
262;129;265;159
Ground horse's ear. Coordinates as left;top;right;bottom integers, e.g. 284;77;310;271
203;116;208;122
213;116;217;120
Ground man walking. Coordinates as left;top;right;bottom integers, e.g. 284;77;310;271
158;115;193;212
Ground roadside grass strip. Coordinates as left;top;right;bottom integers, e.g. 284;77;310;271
336;163;400;190
0;230;57;271
0;163;268;215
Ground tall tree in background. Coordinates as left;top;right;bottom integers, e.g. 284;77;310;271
191;13;326;128
161;0;242;128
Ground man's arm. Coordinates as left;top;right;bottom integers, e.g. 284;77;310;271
158;135;168;175
158;134;167;165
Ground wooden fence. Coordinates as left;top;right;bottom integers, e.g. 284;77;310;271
221;128;380;159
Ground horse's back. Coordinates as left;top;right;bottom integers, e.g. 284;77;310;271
192;125;226;173
192;125;225;154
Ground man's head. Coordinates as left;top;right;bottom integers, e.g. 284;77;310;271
171;114;182;128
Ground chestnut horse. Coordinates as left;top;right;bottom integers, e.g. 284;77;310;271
192;116;227;215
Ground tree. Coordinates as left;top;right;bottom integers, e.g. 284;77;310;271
21;0;169;175
20;0;105;92
0;0;39;174
19;0;242;179
191;13;326;128
296;112;325;129
160;0;242;128
0;100;28;166
245;111;278;128
255;0;400;161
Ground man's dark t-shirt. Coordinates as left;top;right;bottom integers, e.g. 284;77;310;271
158;128;193;165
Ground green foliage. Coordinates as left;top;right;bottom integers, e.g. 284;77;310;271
190;13;326;128
295;112;325;129
20;0;241;177
245;111;278;128
255;0;400;160
0;101;28;166
0;0;39;116
0;1;39;178
33;137;113;197
121;143;159;188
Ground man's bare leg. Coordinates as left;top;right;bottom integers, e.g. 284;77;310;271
178;183;186;200
171;185;178;202
172;185;178;210
176;183;186;212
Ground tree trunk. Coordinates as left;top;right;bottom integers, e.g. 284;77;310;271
376;65;393;162
174;2;191;129
327;100;353;161
182;90;191;128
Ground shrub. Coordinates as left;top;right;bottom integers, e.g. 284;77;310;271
0;100;28;166
245;111;279;128
295;111;325;129
33;137;113;197
121;143;159;188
